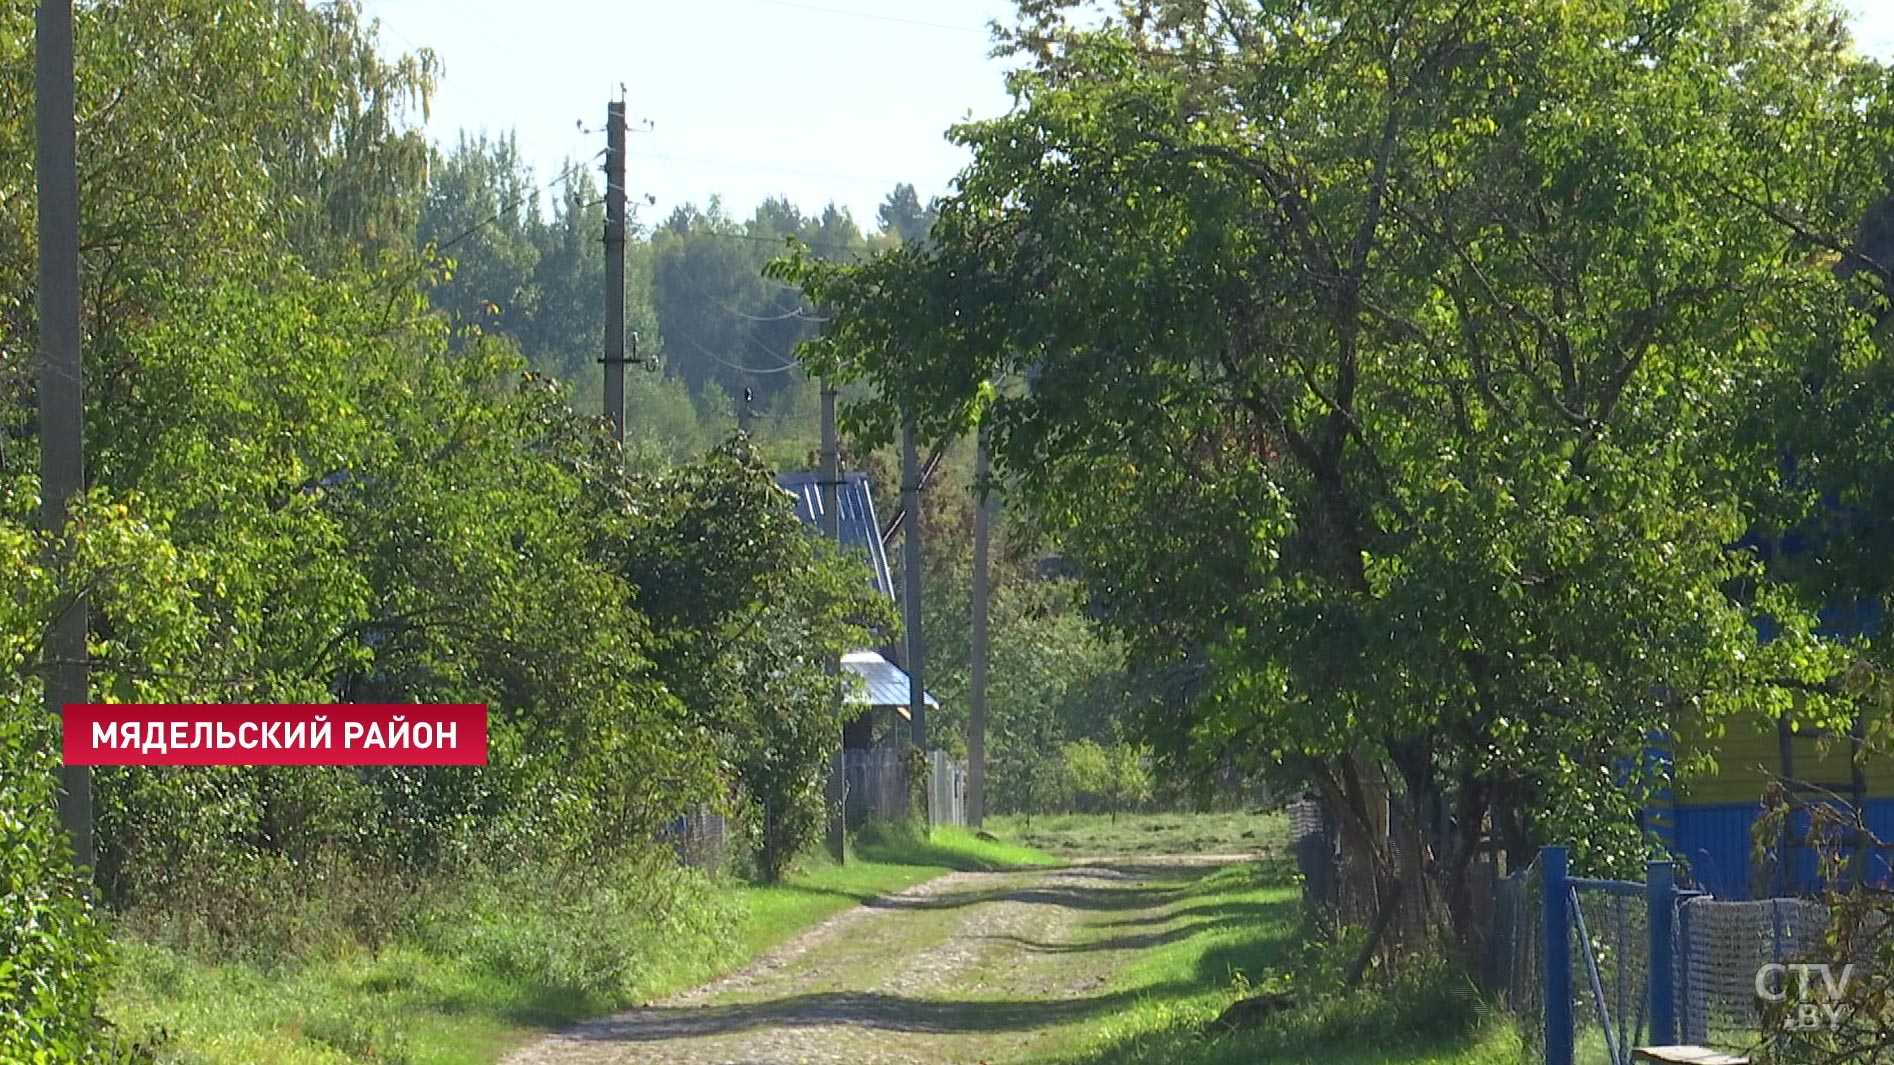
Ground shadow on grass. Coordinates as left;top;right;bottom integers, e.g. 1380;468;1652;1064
1039;981;1517;1065
750;882;890;906
850;835;1056;873
1094;898;1293;931
851;843;994;870
1034;924;1515;1065
542;855;1308;1051
427;980;608;1030
991;898;1299;956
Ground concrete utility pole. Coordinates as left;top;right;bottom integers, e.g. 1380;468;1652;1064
601;100;628;441
820;386;840;542
967;425;992;828
37;0;90;868
820;383;846;861
902;420;927;750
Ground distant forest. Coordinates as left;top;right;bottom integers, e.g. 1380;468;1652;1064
418;133;937;469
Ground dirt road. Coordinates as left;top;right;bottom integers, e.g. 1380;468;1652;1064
500;855;1247;1065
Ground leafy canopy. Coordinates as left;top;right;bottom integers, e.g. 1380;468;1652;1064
782;0;1894;907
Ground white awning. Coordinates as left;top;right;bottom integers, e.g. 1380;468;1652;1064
841;650;939;714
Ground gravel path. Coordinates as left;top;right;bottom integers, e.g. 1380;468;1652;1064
500;855;1246;1065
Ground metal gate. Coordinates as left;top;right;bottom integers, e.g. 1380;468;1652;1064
1537;848;1686;1065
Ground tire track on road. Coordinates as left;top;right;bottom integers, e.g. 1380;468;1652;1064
501;856;1245;1065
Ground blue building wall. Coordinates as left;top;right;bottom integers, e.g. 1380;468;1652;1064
1671;798;1894;899
1667;508;1885;898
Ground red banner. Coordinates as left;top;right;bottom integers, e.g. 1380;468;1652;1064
61;704;488;766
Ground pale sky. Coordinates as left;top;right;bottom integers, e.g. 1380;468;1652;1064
356;0;1894;233
356;0;1021;229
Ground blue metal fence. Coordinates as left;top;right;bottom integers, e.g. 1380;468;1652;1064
1510;845;1851;1064
1523;846;1688;1065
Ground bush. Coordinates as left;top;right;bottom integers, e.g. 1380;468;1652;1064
0;692;149;1063
413;849;735;1004
1059;739;1155;819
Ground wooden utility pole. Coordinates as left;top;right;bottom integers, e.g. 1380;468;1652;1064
37;0;90;868
821;383;846;861
967;425;992;828
902;420;927;751
601;100;627;441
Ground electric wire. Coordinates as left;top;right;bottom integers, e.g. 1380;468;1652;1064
434;152;601;255
629;147;911;191
679;334;805;375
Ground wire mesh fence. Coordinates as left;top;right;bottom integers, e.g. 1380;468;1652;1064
662;802;729;870
1571;878;1652;1065
1495;866;1652;1065
1678;896;1831;1050
1484;848;1871;1061
1486;850;1864;1065
1493;856;1545;1043
1284;785;1875;1064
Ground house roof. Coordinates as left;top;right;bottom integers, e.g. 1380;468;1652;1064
841;650;938;713
776;471;895;600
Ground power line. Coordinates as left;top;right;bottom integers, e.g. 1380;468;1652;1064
662;256;821;370
434;152;601;255
668;253;828;323
680;334;805;375
656;226;864;257
721;304;826;322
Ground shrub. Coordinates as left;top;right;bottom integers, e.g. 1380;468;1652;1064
1060;739;1154;819
413;849;734;1004
0;691;148;1063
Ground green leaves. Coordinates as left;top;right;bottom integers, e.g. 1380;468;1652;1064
0;4;900;1048
614;438;886;880
786;0;1894;905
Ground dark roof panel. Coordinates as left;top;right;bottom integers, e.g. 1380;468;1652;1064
776;471;895;600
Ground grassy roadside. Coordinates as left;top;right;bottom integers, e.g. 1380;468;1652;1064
104;827;1057;1065
998;815;1524;1065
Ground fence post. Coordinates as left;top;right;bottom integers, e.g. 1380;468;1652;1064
1544;846;1574;1065
929;749;947;827
1648;859;1677;1046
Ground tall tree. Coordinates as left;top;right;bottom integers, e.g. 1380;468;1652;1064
785;0;1891;952
876;183;936;246
418;132;542;340
523;166;608;385
652;198;864;408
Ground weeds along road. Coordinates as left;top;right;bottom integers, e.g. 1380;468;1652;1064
501;855;1251;1065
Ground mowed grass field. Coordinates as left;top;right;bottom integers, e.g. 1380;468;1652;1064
988;810;1289;860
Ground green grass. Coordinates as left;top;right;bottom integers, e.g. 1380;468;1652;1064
856;818;1066;870
104;827;1056;1065
708;825;1061;969
981;815;1523;1065
989;809;1289;860
107;817;1527;1065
